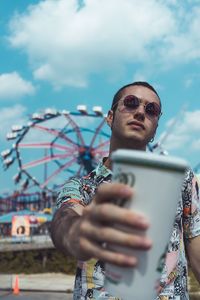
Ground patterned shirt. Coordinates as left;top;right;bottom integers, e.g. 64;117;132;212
57;161;200;300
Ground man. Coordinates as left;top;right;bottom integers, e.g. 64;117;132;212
51;82;200;299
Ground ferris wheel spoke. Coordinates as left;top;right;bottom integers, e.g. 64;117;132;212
33;124;79;148
65;114;85;146
89;118;106;148
93;140;110;151
18;142;75;152
21;153;77;170
21;182;36;192
76;165;83;177
41;157;77;188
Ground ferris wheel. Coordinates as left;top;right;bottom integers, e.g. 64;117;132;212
1;106;110;193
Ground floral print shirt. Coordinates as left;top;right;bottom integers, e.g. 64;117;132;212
57;161;200;300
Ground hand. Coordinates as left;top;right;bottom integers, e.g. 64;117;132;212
78;182;152;267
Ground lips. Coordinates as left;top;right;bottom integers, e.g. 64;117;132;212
127;121;145;130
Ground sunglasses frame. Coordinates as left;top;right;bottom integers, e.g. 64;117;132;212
113;95;162;118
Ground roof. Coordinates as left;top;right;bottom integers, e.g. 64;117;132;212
0;210;52;224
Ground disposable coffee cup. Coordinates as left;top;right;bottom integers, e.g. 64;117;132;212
104;149;188;300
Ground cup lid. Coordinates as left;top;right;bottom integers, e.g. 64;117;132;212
111;149;189;172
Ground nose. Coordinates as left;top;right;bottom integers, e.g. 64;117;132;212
133;104;145;121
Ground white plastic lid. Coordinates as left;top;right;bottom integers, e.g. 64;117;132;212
111;149;189;172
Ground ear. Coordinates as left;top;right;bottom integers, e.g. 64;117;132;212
106;110;114;128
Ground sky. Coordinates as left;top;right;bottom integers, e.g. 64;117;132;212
1;0;200;194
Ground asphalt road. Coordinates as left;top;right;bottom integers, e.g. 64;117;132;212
0;291;73;300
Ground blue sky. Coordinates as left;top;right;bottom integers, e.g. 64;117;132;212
1;0;200;194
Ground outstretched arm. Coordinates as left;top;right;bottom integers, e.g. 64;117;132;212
51;204;88;259
51;182;152;266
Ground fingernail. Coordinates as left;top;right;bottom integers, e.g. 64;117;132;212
144;239;152;247
126;256;137;266
140;218;150;226
120;186;132;196
137;214;150;224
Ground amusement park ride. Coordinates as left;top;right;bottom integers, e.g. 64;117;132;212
0;105;110;213
1;105;200;214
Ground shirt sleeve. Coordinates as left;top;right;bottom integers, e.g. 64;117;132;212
56;177;85;209
182;169;200;239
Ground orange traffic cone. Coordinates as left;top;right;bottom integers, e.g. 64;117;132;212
13;275;20;295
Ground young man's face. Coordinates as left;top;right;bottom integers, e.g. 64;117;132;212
107;85;161;150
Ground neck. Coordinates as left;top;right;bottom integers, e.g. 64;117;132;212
104;136;146;170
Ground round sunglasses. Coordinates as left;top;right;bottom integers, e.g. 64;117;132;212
116;95;162;118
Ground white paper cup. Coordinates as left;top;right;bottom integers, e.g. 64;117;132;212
104;149;188;300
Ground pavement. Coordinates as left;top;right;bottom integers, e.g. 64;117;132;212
0;273;75;293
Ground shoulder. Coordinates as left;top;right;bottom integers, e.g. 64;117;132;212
182;168;198;195
182;168;199;195
183;168;195;184
56;176;83;208
57;162;112;208
182;167;200;217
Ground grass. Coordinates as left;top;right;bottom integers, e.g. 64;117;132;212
0;249;77;274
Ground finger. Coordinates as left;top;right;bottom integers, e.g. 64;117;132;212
81;222;152;250
79;237;137;267
94;183;133;204
84;203;150;229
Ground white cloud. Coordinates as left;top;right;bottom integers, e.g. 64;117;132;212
7;0;200;89
183;72;200;88
160;6;200;65
0;72;35;100
0;104;27;141
7;0;177;89
191;139;200;150
184;111;200;131
184;78;193;88
133;72;147;82
158;110;200;152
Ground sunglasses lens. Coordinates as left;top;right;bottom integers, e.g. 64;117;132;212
122;95;161;117
123;95;139;108
146;103;161;117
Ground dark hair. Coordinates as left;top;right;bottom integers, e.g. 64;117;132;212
16;225;25;234
111;81;161;112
